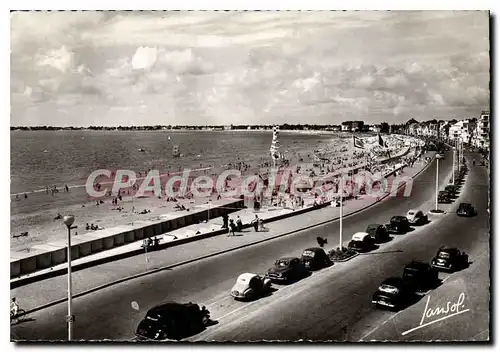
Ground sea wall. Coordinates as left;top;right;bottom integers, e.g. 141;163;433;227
10;199;243;278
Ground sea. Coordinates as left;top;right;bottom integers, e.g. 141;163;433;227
10;130;352;195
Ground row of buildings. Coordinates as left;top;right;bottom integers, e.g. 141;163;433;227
406;111;490;150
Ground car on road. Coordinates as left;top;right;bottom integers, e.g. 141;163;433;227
445;185;458;197
300;247;332;270
372;277;415;311
438;191;451;204
386;216;411;234
230;273;272;300
266;257;307;283
402;261;439;292
366;224;390;243
456;202;476;217
406;209;428;226
348;232;376;252
431;247;469;272
135;302;211;340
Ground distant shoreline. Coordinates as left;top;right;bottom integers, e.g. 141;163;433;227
10;127;383;134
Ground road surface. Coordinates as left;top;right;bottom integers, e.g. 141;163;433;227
12;151;489;341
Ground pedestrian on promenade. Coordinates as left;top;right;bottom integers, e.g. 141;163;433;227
252;215;259;232
227;219;236;237
236;216;243;232
222;213;229;229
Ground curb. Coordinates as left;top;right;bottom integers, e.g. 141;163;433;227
16;151;436;315
331;252;359;263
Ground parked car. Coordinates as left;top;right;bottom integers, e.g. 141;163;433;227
386;216;411;234
438;191;451;203
431;247;469;272
266;257;306;283
406;209;428;226
402;261;439;292
135;302;211;340
372;277;415;311
445;185;458;197
348;232;376;252
230;273;272;300
300;247;332;270
366;224;390;243
456;202;476;217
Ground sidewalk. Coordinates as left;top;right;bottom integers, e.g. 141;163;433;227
12;152;435;312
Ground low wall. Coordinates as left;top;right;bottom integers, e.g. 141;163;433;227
10;199;243;279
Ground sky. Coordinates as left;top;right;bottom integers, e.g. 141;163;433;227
10;11;490;126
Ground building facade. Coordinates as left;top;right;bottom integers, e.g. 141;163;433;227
473;111;490;149
449;120;473;144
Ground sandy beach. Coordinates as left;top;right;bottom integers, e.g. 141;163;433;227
10;133;419;253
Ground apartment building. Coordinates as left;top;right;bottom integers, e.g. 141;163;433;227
473;111;490;149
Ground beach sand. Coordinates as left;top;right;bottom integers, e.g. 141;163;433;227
10;134;414;253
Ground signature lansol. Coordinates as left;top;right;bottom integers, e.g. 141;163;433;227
402;293;470;336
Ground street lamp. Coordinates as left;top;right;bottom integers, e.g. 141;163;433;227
433;154;444;212
62;215;76;341
452;147;456;185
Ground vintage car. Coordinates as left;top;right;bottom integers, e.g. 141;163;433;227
230;273;272;300
406;209;428;226
372;277;415;311
366;224;390;243
431;247;469;272
386;216;411;234
444;185;458;197
456;203;476;217
300;247;332;270
266;257;307;283
347;232;376;252
402;261;439;292
438;191;451;204
135;302;210;341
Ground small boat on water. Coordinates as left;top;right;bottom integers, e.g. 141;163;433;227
138;148;145;152
43;150;49;153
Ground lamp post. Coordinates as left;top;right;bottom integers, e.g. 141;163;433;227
452;147;456;185
62;215;76;341
339;176;344;250
434;154;443;211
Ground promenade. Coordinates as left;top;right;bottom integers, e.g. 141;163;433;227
12;150;433;313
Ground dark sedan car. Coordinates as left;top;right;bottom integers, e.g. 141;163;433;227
431;247;469;272
445;185;458;197
386;216;411;234
266;257;307;283
402;261;439;292
438;191;451;204
366;224;390;243
372;277;415;311
135;302;210;341
456;202;476;217
300;247;332;270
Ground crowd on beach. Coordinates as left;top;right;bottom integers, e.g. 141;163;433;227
11;134;422;246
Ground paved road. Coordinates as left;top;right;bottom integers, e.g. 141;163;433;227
13;151;487;342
